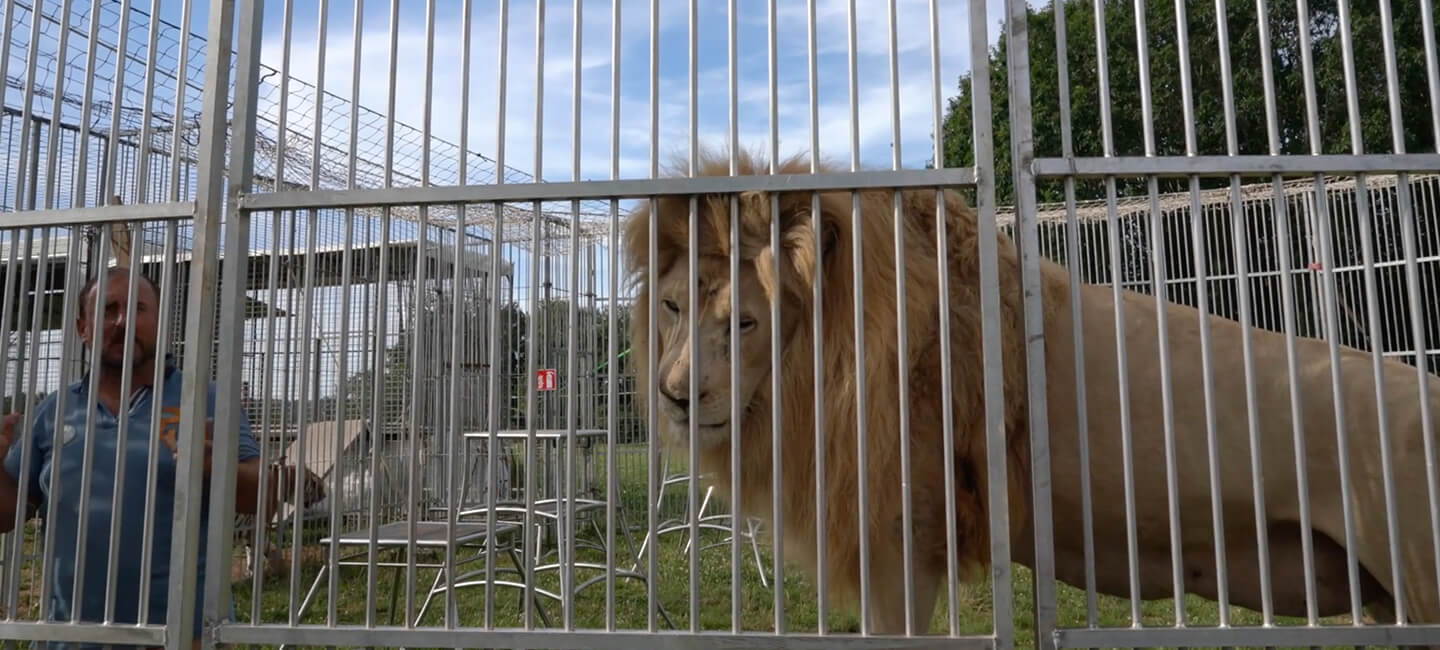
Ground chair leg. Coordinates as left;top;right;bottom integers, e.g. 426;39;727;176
749;518;770;588
387;564;403;626
508;545;554;628
278;564;329;650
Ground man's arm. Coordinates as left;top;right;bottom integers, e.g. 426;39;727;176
228;395;265;516
0;411;43;534
0;414;19;533
233;456;264;516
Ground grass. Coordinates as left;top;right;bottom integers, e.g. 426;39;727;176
4;443;1393;649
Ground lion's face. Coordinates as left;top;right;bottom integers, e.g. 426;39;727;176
651;255;777;450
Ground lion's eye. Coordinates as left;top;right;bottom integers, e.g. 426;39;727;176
662;299;679;314
738;317;757;333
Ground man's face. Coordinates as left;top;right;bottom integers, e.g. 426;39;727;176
77;272;160;371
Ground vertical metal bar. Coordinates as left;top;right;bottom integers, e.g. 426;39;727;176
101;0;131;205
1005;0;1058;644
167;0;239;646
1422;0;1440;148
444;0;467;630
274;0;294;195
169;0;195;201
483;0;510;630
1257;0;1306;624
928;1;959;637
69;239;110;627
335;0;365;629
42;0;74;210
565;0;582;629
276;210;297;595
14;0;46;212
726;0;743;633
246;201;275;617
366;0;401;627
102;229;145;624
1421;175;1440;616
1380;0;1433;620
402;0;437;628
647;0;661;631
0;227;21;619
806;0;828;634
1131;0;1185;621
5;226;32;615
970;0;1010;645
72;0;104;211
1050;0;1097;628
32;230;66;624
4;226;29;618
1092;0;1142;624
844;0;871;631
290;0;329;622
766;0;785;633
884;0;915;634
1294;0;1346;625
1174;0;1230;626
606;0;622;626
132;0;163;203
201;0;263;642
525;0;546;630
139;225;181;626
0;2;16;202
684;0;701;632
1215;0;1268;627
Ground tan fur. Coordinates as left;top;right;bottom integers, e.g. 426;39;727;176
622;149;1440;637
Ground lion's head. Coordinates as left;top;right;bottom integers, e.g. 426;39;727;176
622;151;841;452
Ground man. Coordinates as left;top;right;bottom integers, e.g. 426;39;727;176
0;266;272;649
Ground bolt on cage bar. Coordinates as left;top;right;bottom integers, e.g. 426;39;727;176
2;0;1440;649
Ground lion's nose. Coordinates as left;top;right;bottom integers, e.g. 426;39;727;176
659;385;711;415
659;385;689;413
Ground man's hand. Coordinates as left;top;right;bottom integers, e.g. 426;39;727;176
157;407;214;478
0;412;22;533
0;412;18;456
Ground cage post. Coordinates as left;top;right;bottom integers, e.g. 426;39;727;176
167;0;242;648
1002;0;1058;647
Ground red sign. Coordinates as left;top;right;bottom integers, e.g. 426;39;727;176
536;369;558;391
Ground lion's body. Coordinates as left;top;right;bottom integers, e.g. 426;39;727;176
623;150;1440;636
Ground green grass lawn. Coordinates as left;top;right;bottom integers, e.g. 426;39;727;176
2;443;1392;649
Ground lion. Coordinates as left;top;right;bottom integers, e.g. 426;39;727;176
621;148;1440;639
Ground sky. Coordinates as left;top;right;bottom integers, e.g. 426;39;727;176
253;0;1011;184
3;0;1021;399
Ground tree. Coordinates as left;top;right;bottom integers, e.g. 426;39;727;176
940;0;1439;370
942;0;1437;207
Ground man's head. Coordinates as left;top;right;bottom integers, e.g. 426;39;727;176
77;266;162;372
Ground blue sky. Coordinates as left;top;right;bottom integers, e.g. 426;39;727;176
3;0;1018;398
254;0;1011;184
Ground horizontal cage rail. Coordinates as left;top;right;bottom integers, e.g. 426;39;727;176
216;624;997;650
234;168;979;212
3;201;197;227
1032;153;1440;178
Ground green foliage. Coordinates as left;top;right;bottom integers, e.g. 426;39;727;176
942;0;1438;206
937;0;1440;369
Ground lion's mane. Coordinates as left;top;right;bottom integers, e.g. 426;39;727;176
621;149;1034;611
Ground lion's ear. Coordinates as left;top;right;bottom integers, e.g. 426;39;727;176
779;219;841;293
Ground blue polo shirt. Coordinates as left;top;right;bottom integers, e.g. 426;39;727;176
2;356;260;648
